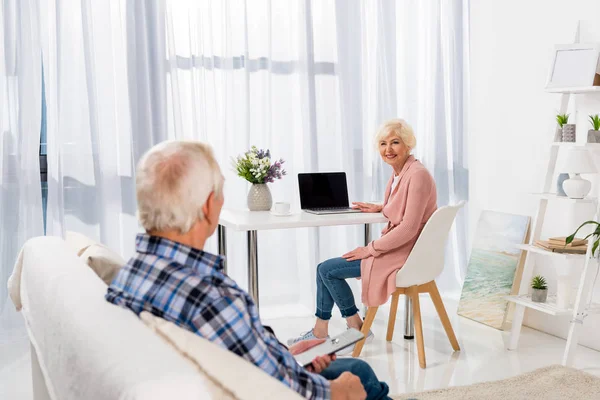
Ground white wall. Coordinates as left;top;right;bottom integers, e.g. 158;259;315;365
470;1;600;352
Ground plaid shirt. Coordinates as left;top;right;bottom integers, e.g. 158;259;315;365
106;234;330;399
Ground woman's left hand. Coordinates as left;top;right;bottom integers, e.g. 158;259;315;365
342;246;371;261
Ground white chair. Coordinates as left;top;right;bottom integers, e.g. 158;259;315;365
352;201;465;368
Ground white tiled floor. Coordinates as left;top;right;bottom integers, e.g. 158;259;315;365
264;299;600;396
1;298;599;399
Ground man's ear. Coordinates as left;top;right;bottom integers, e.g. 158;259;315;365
202;192;216;224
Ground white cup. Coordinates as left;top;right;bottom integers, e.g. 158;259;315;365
273;202;291;215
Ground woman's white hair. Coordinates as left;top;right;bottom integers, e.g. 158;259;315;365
136;140;224;234
374;119;416;151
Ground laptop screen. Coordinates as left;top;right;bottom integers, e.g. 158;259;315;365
298;172;350;209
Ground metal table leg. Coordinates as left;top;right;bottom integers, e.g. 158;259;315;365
217;225;227;274
362;224;371;316
404;296;414;339
248;230;259;308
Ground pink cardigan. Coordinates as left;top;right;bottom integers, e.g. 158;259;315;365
360;156;437;306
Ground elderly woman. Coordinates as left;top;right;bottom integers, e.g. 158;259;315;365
288;119;437;348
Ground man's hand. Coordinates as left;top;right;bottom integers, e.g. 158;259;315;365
351;202;383;213
342;246;371;261
288;338;336;374
330;372;367;400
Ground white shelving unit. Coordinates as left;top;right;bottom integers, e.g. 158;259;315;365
507;28;600;365
515;244;586;260
530;192;597;204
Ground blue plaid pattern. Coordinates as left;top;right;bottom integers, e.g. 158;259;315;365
106;234;330;399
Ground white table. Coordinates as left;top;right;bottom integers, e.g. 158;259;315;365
217;209;417;339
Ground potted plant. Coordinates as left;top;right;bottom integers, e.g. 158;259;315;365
232;146;286;211
587;114;600;143
555;113;569;142
557;113;576;142
531;275;548;303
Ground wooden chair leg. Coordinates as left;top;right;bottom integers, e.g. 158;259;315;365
428;281;460;351
409;286;426;368
352;307;378;357
386;291;400;342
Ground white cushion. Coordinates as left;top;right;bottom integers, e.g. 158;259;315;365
64;231;98;256
140;312;303;400
18;236;211;400
79;244;126;285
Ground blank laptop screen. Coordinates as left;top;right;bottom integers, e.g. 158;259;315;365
298;172;350;209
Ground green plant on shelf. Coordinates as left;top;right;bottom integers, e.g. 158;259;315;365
556;113;570;128
567;220;599;257
590;114;600;131
531;275;548;290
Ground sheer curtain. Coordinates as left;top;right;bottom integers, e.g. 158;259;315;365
41;0;140;256
41;0;468;320
164;0;470;312
0;0;44;369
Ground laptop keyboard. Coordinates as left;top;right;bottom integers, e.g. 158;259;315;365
308;207;355;211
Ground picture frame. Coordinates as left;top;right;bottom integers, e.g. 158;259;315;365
545;43;600;90
457;211;530;330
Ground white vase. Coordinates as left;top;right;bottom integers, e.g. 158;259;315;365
556;281;573;309
247;183;272;211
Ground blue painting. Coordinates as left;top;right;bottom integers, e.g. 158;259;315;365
458;211;529;329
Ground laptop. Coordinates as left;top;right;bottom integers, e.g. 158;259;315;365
298;172;362;215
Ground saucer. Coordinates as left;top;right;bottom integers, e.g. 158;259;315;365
270;210;293;217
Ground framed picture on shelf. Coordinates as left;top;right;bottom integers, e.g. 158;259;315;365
545;43;600;90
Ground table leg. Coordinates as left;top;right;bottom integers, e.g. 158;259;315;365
362;224;371;316
404;296;415;339
247;230;259;308
218;225;227;275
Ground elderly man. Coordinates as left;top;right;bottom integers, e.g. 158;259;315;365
106;141;391;400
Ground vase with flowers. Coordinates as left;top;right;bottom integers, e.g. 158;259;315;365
233;146;286;211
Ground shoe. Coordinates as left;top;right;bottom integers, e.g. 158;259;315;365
287;329;330;347
335;327;374;356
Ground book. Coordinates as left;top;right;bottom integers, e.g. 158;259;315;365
548;236;587;246
533;240;587;254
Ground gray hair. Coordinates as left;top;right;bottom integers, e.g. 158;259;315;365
136;140;224;233
374;119;417;151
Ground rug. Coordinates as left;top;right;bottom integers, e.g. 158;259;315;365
393;365;600;400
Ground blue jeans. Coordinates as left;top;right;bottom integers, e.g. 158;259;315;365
320;358;391;400
316;257;361;320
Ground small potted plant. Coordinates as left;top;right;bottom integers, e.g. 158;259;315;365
555;113;569;142
587;114;600;143
531;275;548;303
557;113;576;142
232;146;286;211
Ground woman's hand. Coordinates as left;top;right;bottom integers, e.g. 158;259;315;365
351;202;383;213
288;338;336;373
342;246;371;261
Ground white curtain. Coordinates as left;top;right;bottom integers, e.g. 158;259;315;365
41;0;140;257
41;0;469;320
0;0;44;369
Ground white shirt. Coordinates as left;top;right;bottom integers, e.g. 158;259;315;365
390;174;401;194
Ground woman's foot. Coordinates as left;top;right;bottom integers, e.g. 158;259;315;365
287;329;330;347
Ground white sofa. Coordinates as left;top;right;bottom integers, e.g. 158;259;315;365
9;236;302;400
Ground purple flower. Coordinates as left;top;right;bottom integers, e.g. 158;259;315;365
264;158;286;183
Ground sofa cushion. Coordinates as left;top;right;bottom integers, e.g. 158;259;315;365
79;244;126;285
64;231;98;256
140;312;303;400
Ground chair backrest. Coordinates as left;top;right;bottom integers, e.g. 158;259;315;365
395;201;465;288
